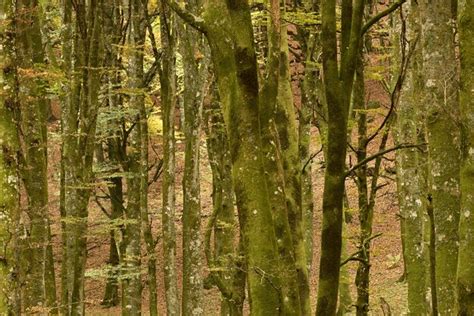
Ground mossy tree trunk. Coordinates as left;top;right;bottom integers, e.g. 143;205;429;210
14;0;57;312
203;84;245;316
420;1;461;314
394;2;430;314
167;0;313;312
100;0;125;307
457;0;474;314
178;0;209;313
0;1;21;312
60;1;103;314
316;0;365;314
121;0;147;313
159;4;180;315
296;0;321;275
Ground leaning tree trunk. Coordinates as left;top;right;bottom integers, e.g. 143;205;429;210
0;2;21;312
457;0;474;314
14;0;57;312
420;1;461;314
160;4;180;315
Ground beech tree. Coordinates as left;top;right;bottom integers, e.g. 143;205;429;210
316;0;365;313
457;0;474;313
420;1;461;314
14;0;57;311
60;0;103;313
2;0;474;314
0;1;21;313
394;1;430;314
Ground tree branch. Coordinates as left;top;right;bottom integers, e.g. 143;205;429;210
345;143;425;177
361;0;406;35
162;0;207;33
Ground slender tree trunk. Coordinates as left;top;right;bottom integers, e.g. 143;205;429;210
203;86;245;316
160;4;180;315
316;1;365;314
275;8;311;313
100;0;125;307
0;2;21;312
121;0;146;313
14;0;57;312
457;0;474;314
179;1;209;313
420;1;461;314
61;1;102;314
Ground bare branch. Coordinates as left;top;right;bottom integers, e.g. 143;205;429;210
345;143;425;177
361;0;406;35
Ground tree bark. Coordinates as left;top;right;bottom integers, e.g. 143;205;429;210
60;1;102;314
394;2;430;314
160;4;180;315
0;2;21;312
179;0;209;314
420;1;461;314
14;0;57;312
457;0;474;314
316;1;365;314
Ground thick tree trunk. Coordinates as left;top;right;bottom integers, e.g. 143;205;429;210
204;2;284;313
420;1;461;314
457;0;474;314
394;2;430;314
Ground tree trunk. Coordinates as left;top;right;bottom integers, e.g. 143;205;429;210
457;0;474;314
316;1;365;314
14;0;57;312
100;0;125;306
204;2;284;313
160;4;180;315
179;1;209;314
420;1;461;314
394;2;430;314
60;1;102;314
203;85;245;316
121;0;146;314
0;2;21;312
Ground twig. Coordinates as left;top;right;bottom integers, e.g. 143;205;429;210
302;146;323;172
345;143;425;177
